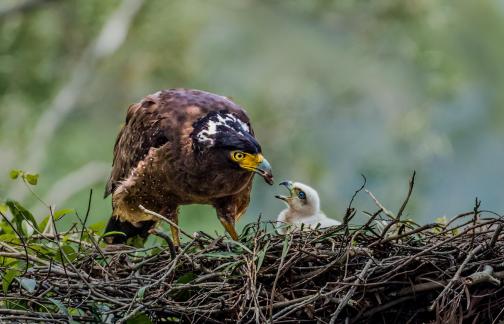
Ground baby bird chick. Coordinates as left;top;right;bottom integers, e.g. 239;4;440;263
275;181;341;234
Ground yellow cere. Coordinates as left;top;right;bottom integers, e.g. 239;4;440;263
231;151;264;171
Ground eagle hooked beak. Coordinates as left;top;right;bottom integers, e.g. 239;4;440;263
275;181;294;202
254;155;274;185
237;153;274;185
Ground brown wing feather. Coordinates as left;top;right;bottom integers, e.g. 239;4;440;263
104;102;169;197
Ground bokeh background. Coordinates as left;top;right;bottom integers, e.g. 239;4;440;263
1;0;504;236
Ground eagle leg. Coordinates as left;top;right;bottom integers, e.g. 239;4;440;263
214;196;247;241
218;216;239;241
169;211;180;247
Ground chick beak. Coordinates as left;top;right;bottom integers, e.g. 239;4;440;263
275;181;294;202
256;157;274;185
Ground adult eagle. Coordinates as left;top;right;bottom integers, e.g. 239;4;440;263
104;89;273;245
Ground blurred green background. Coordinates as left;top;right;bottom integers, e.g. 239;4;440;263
1;0;504;236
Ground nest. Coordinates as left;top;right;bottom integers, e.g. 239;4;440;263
1;174;504;323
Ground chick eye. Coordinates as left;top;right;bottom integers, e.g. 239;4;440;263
232;152;245;161
298;191;306;200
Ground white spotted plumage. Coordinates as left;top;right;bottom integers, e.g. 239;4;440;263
195;112;250;146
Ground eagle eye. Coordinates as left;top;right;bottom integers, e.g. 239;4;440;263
231;151;245;161
297;191;306;200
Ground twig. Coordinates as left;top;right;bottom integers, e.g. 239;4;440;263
271;291;322;321
139;205;193;240
343;174;367;226
0;309;94;322
49;206;69;279
369;223;438;247
470;198;481;249
489;224;503;248
0;211;30;275
393;280;446;297
353;296;416;323
429;245;483;311
396;171;416;221
465;265;501;286
268;234;292;320
329;258;374;324
149;228;177;259
78;189;93;253
365;189;395;220
117;304;144;324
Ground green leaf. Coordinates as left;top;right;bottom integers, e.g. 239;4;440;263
102;231;126;238
214;260;242;273
176;272;196;284
21;220;35;238
137;286;148;301
38;215;50;232
0;222;13;235
0;203;7;214
63;245;78;262
256;241;270;271
6;200;38;235
53;209;75;221
126;313;152;324
9;169;21;180
30;243;55;253
148;246;163;256
54;245;77;263
223;239;252;254
18;277;36;293
202;251;240;259
127;236;145;248
68;307;85;316
0;258;20;270
88;221;106;233
2;269;20;294
0;234;19;243
281;234;291;260
24;173;39;186
48;298;71;318
435;216;448;225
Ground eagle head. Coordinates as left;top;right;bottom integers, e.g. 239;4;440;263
192;110;274;185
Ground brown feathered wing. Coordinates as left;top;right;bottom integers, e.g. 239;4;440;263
104;104;169;198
